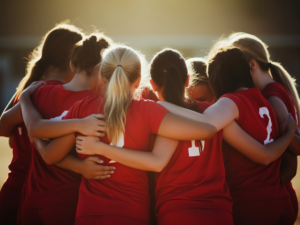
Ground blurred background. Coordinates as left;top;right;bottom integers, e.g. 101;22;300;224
0;0;300;223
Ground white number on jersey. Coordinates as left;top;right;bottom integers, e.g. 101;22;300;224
109;132;125;163
188;140;205;157
259;107;274;144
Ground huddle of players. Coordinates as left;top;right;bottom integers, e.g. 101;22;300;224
0;21;299;225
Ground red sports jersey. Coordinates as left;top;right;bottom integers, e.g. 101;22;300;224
262;81;299;222
22;84;97;209
64;96;168;224
6;80;63;188
262;82;298;125
222;88;289;203
155;101;232;218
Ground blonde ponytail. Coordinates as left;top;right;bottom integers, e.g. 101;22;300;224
270;62;300;126
227;32;300;128
101;46;141;145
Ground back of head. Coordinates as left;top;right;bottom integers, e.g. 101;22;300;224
229;32;300;126
150;48;188;108
186;57;208;87
208;47;255;99
101;46;141;145
16;22;84;99
71;33;111;75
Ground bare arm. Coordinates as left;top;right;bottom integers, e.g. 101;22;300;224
19;82;106;138
268;96;300;155
0;99;23;127
158;97;238;132
33;134;76;164
76;135;179;172
56;153;115;180
0;123;13;137
223;114;296;165
157;113;217;141
279;151;297;184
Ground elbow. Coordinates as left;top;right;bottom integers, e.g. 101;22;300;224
204;126;218;140
256;156;274;166
42;154;60;165
152;161;167;173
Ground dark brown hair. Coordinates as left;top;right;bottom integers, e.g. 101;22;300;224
71;33;111;75
150;48;199;111
16;22;83;99
208;47;255;99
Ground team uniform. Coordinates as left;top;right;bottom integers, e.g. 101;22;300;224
0;80;62;225
19;84;97;225
63;96;168;225
222;88;294;225
262;82;299;222
141;88;159;225
155;101;233;225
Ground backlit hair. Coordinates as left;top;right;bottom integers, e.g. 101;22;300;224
16;21;83;99
100;45;146;145
228;32;300;127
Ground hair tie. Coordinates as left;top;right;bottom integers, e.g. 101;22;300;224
268;62;272;68
117;65;122;68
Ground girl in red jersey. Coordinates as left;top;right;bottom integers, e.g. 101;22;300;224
0;22;86;225
76;48;295;225
23;45;218;225
226;32;300;223
13;34;114;225
152;47;297;225
186;57;215;102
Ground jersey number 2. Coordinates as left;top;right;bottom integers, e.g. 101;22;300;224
259;107;274;144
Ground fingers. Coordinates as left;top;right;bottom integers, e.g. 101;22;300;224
96;166;116;171
87;156;103;163
92;175;111;180
93;114;105;120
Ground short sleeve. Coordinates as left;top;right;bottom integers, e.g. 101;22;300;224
63;99;84;120
141;100;168;134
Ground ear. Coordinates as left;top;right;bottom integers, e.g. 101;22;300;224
249;59;257;71
69;61;75;73
185;74;190;88
150;79;157;92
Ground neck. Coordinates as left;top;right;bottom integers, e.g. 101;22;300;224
63;71;92;91
255;70;275;92
43;67;69;83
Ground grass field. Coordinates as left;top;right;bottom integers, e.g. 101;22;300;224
0;137;299;224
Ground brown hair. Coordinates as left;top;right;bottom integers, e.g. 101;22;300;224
16;22;84;99
208;47;255;99
71;33;111;75
101;46;142;145
150;48;188;108
227;32;300;127
186;57;208;87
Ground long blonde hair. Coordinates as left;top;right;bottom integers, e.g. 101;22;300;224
100;46;143;145
228;32;300;127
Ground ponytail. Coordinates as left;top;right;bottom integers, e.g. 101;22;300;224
226;32;300;127
101;46;141;145
270;62;300;126
105;67;132;145
163;66;186;108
